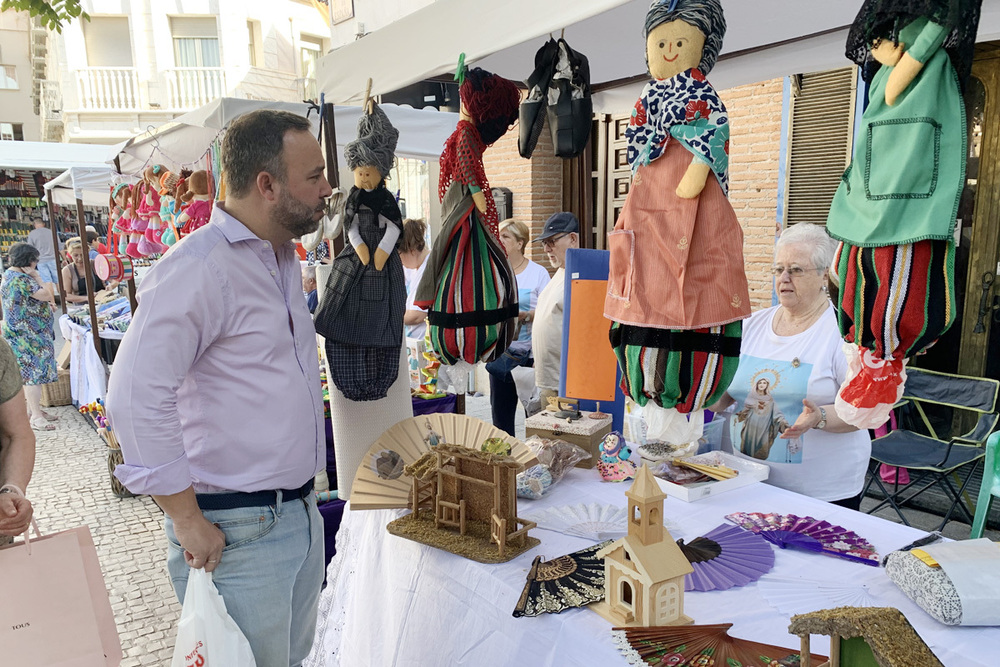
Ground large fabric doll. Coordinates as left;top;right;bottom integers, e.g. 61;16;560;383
605;0;750;425
414;63;520;367
827;0;982;428
315;103;406;401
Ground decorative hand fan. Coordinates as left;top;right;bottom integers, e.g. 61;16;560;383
677;524;774;592
725;512;880;567
757;573;881;616
612;623;826;666
512;540;611;618
524;503;674;541
350;414;537;510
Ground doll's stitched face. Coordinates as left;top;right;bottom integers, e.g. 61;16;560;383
354;165;381;190
646;20;706;80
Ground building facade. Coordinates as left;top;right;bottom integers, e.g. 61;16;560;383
33;0;330;145
0;10;41;141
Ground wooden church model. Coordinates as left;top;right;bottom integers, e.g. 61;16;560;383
592;464;694;627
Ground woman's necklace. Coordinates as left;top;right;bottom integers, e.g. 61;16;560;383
775;298;828;337
513;256;528;273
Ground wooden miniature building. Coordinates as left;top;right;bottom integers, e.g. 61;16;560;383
593;464;694;627
788;607;943;667
405;444;535;558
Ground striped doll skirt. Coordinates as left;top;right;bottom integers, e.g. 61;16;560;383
610;322;742;414
834;239;956;427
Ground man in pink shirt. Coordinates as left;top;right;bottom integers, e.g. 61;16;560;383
107;110;332;666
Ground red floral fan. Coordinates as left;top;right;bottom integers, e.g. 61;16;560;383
725;512;879;567
612;623;826;666
677;524;775;592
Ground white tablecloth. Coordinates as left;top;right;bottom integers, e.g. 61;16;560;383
58;315;106;406
306;470;997;667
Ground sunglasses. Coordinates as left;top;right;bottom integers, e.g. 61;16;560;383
540;233;569;248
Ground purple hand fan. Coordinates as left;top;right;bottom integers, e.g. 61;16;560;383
725;512;879;567
677;524;775;592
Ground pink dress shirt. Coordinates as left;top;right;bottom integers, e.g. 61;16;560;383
108;203;324;495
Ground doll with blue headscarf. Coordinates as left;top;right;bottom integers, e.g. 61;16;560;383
605;0;750;429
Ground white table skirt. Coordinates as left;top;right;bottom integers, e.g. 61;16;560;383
306;469;997;667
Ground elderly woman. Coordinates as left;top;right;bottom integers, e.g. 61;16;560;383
62;237;114;304
0;338;36;545
1;243;58;431
486;219;552;436
710;223;871;509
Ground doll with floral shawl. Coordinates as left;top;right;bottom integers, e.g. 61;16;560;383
605;0;750;429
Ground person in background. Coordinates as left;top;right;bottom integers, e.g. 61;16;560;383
84;226;107;258
531;212;580;404
106;109;331;666
486;219;551;435
1;243;58;432
62;237;113;304
399;218;430;340
302;264;319;314
708;223;871;509
26;217;58;288
0;338;36;547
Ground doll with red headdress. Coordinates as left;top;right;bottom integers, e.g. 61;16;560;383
414;59;521;368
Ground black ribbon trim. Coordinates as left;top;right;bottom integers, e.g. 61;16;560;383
428;303;520;329
611;325;742;357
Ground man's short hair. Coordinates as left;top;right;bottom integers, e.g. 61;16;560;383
222;110;313;199
302;264;317;282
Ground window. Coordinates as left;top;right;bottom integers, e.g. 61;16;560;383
247;20;262;68
0;65;17;90
82;17;133;67
783;67;858;225
300;35;324;102
0;123;24;140
170;17;220;68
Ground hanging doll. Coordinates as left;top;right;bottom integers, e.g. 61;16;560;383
110;183;132;255
314;102;406;402
126;179;149;259
155;171;180;248
174;171;213;236
827;0;982;428
604;0;750;430
137;164;167;256
414;61;521;367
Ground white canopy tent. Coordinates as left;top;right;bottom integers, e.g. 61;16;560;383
43;167;131;207
317;0;1000;114
110;98;459;176
0;140;112;172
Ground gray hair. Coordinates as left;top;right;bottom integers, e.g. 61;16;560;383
222;110;313;198
8;242;39;268
344;103;399;178
302;264;317;281
644;0;727;75
775;223;837;276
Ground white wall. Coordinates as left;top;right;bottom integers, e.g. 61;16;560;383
328;0;434;48
0;9;41;141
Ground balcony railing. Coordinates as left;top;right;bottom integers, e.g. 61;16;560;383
74;67;140;110
164;68;226;110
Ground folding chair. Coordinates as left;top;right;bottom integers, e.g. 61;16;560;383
861;367;1000;531
971;431;1000;538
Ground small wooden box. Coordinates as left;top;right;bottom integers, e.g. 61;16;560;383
525;410;612;469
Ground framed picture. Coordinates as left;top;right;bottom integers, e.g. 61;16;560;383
331;0;354;24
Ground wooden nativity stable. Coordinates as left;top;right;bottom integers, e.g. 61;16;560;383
386;444;539;563
592;465;694;627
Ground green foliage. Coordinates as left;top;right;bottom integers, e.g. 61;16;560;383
0;0;89;32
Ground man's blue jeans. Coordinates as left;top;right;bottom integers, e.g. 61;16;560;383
486;340;533;436
165;491;325;667
36;260;58;286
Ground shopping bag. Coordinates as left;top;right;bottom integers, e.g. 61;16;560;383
0;526;123;666
170;567;257;667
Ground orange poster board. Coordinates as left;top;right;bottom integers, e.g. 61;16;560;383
565;279;617;402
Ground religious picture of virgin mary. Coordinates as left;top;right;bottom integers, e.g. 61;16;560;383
728;357;811;464
735;378;789;460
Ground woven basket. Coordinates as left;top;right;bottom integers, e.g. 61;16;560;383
40;369;72;407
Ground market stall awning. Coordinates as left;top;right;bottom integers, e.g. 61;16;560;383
110;98;459;176
43;167;133;207
317;0;1000;113
0;140;113;171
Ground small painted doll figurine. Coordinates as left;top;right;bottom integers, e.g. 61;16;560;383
414;60;521;367
827;0;982;428
314;102;406;402
597;431;637;482
423;419;443;448
605;0;749;429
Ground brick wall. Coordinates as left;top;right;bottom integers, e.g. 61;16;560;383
484;112;564;271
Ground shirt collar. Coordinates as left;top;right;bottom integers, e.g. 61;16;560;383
211;201;296;251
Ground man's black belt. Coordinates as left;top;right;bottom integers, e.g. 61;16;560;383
195;479;314;511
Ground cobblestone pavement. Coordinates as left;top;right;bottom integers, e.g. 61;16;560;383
22;398;998;666
28;406;179;666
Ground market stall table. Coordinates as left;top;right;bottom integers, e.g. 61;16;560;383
307;468;998;666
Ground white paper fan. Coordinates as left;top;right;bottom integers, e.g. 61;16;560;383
757;573;882;616
350;413;537;510
524;503;680;541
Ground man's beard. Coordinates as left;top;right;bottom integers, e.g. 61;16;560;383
272;188;322;238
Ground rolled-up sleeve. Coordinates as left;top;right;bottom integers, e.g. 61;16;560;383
107;250;226;495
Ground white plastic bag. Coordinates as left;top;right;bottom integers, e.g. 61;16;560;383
645;406;704;447
170;568;257;667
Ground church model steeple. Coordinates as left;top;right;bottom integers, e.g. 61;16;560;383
625;464;668;546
